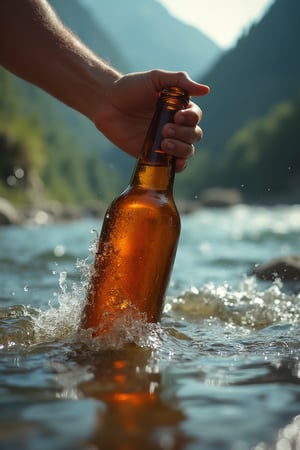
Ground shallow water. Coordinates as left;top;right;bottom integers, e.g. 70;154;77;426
1;205;300;450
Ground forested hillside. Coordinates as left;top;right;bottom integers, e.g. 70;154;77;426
0;0;131;208
0;68;120;207
176;94;300;203
199;0;300;153
176;0;300;203
79;0;222;79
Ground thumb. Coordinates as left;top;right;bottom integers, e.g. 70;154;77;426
150;69;210;97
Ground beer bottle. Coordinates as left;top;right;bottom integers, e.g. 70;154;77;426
81;86;189;336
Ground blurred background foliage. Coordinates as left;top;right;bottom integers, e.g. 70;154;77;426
0;0;299;209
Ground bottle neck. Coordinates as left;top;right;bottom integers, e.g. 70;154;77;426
131;87;189;191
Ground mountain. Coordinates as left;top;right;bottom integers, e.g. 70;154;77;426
198;0;300;154
49;0;130;74
79;0;222;79
173;0;300;202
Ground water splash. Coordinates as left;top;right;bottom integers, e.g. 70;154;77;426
167;277;300;330
1;259;300;352
33;270;84;344
34;261;163;350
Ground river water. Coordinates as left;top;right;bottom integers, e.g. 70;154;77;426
1;204;300;450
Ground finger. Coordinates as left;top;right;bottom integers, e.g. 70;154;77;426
161;138;196;160
162;123;203;146
149;69;210;97
175;158;188;173
174;102;203;127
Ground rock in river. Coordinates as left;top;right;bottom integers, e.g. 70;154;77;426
253;255;300;281
0;197;20;225
200;188;243;207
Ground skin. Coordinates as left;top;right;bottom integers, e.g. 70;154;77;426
0;0;209;172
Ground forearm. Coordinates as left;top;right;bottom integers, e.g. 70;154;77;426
0;0;121;120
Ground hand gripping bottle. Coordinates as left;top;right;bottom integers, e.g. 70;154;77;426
81;87;189;336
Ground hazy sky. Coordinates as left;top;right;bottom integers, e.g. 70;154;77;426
158;0;275;48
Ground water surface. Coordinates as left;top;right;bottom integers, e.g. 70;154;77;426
1;205;300;449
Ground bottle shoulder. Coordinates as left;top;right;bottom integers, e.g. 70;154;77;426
113;185;177;207
106;186;180;222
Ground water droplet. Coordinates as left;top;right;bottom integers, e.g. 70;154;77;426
91;229;99;237
54;245;65;257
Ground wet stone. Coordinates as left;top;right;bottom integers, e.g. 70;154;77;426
253;254;300;282
200;187;243;208
0;197;20;225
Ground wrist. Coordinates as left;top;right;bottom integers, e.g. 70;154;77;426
67;56;122;121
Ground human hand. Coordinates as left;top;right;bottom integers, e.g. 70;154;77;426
93;70;209;172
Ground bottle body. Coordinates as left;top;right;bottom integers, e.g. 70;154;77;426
81;170;180;334
81;87;188;336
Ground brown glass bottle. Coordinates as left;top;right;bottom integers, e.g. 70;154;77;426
81;87;189;335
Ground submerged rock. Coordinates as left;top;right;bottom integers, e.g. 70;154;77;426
176;199;202;214
0;197;20;225
253;255;300;281
200;188;243;207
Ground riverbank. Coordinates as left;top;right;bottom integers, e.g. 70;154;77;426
1;186;299;226
0;187;246;226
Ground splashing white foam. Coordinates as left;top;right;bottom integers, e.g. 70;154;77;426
18;264;300;351
168;277;300;329
32;261;163;351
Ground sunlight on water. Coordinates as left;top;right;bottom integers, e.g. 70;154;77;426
253;415;300;450
168;277;300;330
2;265;299;355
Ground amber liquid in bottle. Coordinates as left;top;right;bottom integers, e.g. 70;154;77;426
81;87;189;335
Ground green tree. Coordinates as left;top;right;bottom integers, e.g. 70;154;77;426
216;94;300;200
